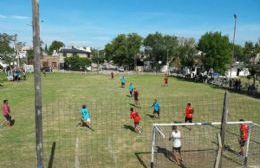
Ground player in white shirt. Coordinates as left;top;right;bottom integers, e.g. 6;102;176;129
169;126;183;166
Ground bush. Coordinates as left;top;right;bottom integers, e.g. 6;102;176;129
64;55;91;71
0;72;7;86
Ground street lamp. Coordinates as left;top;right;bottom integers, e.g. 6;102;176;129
229;14;238;79
232;14;237;63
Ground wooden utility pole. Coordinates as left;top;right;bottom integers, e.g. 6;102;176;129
219;91;229;167
32;0;44;167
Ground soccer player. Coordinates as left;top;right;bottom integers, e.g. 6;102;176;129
163;74;168;87
184;103;194;123
120;75;126;88
133;88;139;105
169;126;183;166
129;83;134;97
238;119;249;157
129;107;142;133
1;99;14;127
111;71;114;79
80;104;91;129
152;99;160;118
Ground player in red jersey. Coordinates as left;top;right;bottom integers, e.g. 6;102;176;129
130;108;142;133
163;74;168;87
184;103;194;123
238;119;249;156
133;88;139;105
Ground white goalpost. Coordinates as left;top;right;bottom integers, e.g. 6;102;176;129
150;121;253;168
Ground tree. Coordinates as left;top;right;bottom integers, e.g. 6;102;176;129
64;55;91;71
91;48;105;64
44;44;48;53
143;32;178;69
0;33;15;65
233;44;244;62
27;49;34;64
198;32;232;74
48;40;64;55
177;37;198;67
243;41;255;63
104;33;142;69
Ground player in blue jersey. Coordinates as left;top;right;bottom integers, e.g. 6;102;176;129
80;104;91;128
129;82;134;97
152;99;160;118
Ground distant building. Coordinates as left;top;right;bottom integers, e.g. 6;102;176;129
250;53;260;65
58;46;92;69
40;56;59;70
225;62;250;78
59;47;91;58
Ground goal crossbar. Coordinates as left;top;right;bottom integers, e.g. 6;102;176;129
153;121;253;127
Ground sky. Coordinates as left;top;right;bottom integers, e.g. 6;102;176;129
0;0;260;48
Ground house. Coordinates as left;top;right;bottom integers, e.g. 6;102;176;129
59;47;91;58
40;56;60;70
58;47;92;69
225;62;250;78
251;53;260;65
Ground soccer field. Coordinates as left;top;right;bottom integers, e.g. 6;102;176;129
0;73;259;168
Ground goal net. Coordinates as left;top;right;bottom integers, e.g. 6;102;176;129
150;121;258;168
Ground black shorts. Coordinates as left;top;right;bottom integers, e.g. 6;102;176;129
239;139;247;147
173;147;181;153
4;114;12;122
153;110;160;114
130;91;133;95
134;97;138;101
185;117;192;123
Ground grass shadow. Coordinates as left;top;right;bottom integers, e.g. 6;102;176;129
135;152;150;168
129;103;141;108
123;124;136;132
146;114;155;119
48;141;56;168
156;146;174;162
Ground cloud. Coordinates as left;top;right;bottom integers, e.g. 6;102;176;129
11;15;30;20
0;14;7;19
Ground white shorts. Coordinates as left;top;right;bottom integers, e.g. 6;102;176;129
83;118;91;122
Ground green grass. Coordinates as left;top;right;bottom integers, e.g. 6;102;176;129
0;73;259;168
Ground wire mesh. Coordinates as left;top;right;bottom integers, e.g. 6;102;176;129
40;94;260;168
152;123;260;168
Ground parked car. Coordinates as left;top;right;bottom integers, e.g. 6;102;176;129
41;66;52;72
117;66;124;72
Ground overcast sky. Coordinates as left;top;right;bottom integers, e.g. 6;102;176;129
0;0;260;48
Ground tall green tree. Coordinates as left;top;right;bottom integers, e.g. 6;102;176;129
243;41;255;63
198;32;232;74
26;49;34;65
104;33;142;68
233;44;244;62
143;32;178;69
64;55;91;71
48;40;64;55
0;33;15;65
91;48;105;64
177;37;198;67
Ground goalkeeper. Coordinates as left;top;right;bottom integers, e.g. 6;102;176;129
169;126;183;166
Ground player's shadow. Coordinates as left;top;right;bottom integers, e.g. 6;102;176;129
135;152;150;168
123;124;136;132
146;114;155;119
129;103;141;108
156;146;174;162
126;95;132;98
47;141;56;168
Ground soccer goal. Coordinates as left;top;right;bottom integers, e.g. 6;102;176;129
150;121;255;168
